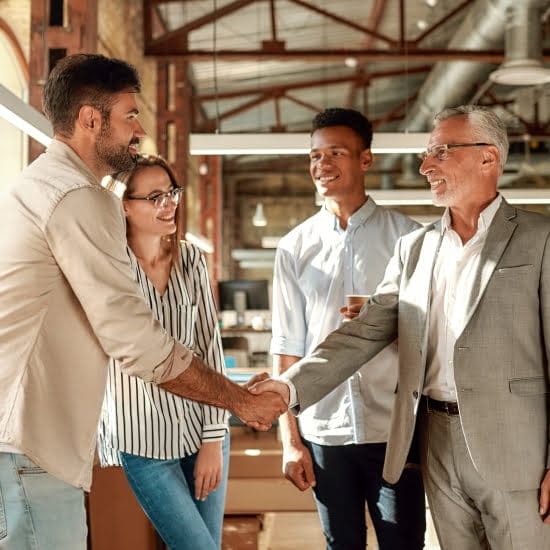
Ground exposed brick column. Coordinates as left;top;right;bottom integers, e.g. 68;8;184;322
28;0;98;161
156;59;190;242
197;155;223;283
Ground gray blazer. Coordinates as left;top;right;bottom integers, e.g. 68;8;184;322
284;200;550;491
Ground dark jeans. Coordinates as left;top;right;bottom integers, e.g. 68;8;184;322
304;439;426;550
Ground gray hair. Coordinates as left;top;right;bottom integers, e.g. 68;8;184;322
433;105;509;174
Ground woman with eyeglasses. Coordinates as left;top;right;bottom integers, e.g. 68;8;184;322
97;154;229;550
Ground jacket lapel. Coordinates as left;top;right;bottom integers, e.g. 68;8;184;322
465;200;517;324
414;224;444;350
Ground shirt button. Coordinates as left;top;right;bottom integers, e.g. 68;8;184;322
413;390;419;398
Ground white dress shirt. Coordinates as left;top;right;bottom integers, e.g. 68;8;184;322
424;195;502;401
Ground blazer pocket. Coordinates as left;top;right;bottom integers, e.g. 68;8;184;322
509;376;548;395
496;264;533;275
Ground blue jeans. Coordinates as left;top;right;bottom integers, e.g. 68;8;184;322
119;432;230;550
0;453;87;549
304;440;426;550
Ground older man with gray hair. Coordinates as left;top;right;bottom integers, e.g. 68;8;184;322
252;105;550;549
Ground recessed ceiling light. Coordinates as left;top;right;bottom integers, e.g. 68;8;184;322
345;57;358;68
425;0;438;7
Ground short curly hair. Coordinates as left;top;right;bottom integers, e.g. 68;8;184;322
311;108;373;149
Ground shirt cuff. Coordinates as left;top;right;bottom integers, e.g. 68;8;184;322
202;424;229;442
277;377;298;409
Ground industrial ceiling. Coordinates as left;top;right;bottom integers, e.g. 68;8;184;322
145;0;550;139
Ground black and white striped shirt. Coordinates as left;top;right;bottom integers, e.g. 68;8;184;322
97;241;229;466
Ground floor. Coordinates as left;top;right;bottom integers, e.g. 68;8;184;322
258;510;441;550
225;426;441;549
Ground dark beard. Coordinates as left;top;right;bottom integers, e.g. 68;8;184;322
95;127;138;174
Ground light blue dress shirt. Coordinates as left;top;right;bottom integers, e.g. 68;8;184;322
271;198;419;445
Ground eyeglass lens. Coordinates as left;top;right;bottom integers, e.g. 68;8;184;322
418;145;446;162
156;188;182;208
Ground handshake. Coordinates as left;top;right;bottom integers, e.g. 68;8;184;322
233;374;291;431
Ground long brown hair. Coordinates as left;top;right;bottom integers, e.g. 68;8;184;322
105;154;184;262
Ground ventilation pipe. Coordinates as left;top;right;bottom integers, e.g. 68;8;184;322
490;2;550;85
380;0;547;185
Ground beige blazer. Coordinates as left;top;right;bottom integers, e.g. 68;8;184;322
285;200;550;491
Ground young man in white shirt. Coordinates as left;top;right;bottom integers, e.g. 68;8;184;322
271;108;425;549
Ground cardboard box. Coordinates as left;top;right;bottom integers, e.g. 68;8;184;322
226;427;316;513
222;515;262;550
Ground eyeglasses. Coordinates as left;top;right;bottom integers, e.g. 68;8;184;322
418;142;491;162
125;187;183;209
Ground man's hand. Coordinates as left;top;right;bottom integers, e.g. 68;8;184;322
248;378;291;404
232;389;288;431
243;371;270;389
159;357;286;431
282;440;316;491
339;303;363;321
539;469;550;523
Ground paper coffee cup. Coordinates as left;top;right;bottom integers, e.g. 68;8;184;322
345;294;370;308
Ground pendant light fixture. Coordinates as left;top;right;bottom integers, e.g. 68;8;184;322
252;203;267;226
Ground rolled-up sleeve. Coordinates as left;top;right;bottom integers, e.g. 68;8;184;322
45;186;192;383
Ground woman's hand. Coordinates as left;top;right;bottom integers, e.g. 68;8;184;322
194;440;224;501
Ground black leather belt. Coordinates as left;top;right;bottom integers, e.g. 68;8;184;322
425;396;459;415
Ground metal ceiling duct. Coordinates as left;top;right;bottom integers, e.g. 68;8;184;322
381;0;548;186
490;2;550;86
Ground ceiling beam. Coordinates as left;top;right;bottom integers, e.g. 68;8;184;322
286;0;394;46
144;47;543;62
195;66;431;102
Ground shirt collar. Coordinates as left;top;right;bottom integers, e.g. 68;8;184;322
440;194;502;235
47;139;101;185
319;197;377;232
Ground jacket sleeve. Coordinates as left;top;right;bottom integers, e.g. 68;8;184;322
45;186;193;383
540;232;550;468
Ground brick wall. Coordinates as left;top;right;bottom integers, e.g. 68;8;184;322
97;0;157;145
1;0;31;63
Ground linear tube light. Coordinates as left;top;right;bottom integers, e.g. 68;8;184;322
368;188;550;206
0;84;53;146
189;132;431;155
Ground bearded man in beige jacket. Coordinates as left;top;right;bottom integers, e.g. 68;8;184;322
0;53;285;549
